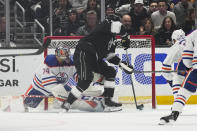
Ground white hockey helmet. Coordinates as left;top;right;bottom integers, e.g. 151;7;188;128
55;46;71;60
171;29;185;44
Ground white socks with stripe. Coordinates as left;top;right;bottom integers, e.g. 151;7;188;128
172;87;193;112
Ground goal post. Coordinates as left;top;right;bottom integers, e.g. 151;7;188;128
43;35;156;109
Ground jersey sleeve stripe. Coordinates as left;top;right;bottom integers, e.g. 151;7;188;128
35;75;42;83
34;76;44;88
42;76;56;80
162;64;171;67
192;60;197;62
43;82;58;87
42;78;57;84
172;87;180;91
183;50;194;53
33;80;51;94
162;67;171;71
182;57;193;60
182;54;193;56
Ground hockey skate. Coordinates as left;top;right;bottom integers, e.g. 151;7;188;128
159;111;180;125
61;100;71;112
103;98;122;112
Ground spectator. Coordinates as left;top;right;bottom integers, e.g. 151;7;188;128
83;0;101;21
0;17;16;47
76;10;98;36
182;8;195;35
106;4;115;16
129;0;149;32
188;0;194;3
155;16;177;46
34;0;50;33
0;17;6;34
53;0;72;29
173;0;193;27
121;14;136;35
17;0;40;22
105;4;120;21
115;3;131;16
136;18;156;36
170;0;180;5
151;0;176;31
106;0;131;8
68;0;88;17
54;9;80;36
147;0;158;17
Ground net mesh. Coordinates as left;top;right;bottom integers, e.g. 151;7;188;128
44;35;156;109
47;37;152;49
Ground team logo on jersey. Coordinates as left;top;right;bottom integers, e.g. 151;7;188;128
56;72;68;83
107;37;115;51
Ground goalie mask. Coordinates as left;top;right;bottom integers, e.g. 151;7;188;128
55;46;71;61
171;29;185;44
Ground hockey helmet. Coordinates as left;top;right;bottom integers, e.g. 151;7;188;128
171;29;185;44
55;46;71;60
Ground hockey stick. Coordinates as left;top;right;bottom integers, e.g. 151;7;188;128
0;38;51;57
125;49;144;110
133;70;185;73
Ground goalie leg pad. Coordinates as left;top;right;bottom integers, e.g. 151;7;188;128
24;88;46;108
50;84;69;102
83;83;104;96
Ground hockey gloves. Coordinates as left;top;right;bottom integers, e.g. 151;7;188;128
121;36;130;50
119;61;133;74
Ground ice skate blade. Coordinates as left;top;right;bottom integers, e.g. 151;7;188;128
158;119;175;125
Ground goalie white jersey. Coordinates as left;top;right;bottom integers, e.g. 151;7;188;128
30;55;76;96
182;30;197;69
162;36;186;81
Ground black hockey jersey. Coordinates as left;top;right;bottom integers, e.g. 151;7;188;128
77;19;123;59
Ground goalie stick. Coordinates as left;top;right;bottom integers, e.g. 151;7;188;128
0;38;51;57
125;49;144;110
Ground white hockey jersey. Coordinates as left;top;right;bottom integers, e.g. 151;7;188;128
162;37;186;80
182;30;197;69
31;55;77;96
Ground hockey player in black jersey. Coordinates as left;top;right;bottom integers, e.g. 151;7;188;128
62;17;133;112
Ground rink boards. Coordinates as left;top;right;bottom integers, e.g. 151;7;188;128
0;48;197;105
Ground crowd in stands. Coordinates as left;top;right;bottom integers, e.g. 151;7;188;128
14;0;196;46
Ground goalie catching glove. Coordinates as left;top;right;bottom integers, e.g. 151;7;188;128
119;61;134;74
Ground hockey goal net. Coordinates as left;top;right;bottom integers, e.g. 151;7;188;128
43;35;156;109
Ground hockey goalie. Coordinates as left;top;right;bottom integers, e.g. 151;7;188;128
23;46;108;112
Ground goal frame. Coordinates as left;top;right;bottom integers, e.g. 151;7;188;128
43;35;156;109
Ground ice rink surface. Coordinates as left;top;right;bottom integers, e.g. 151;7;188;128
0;105;197;131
